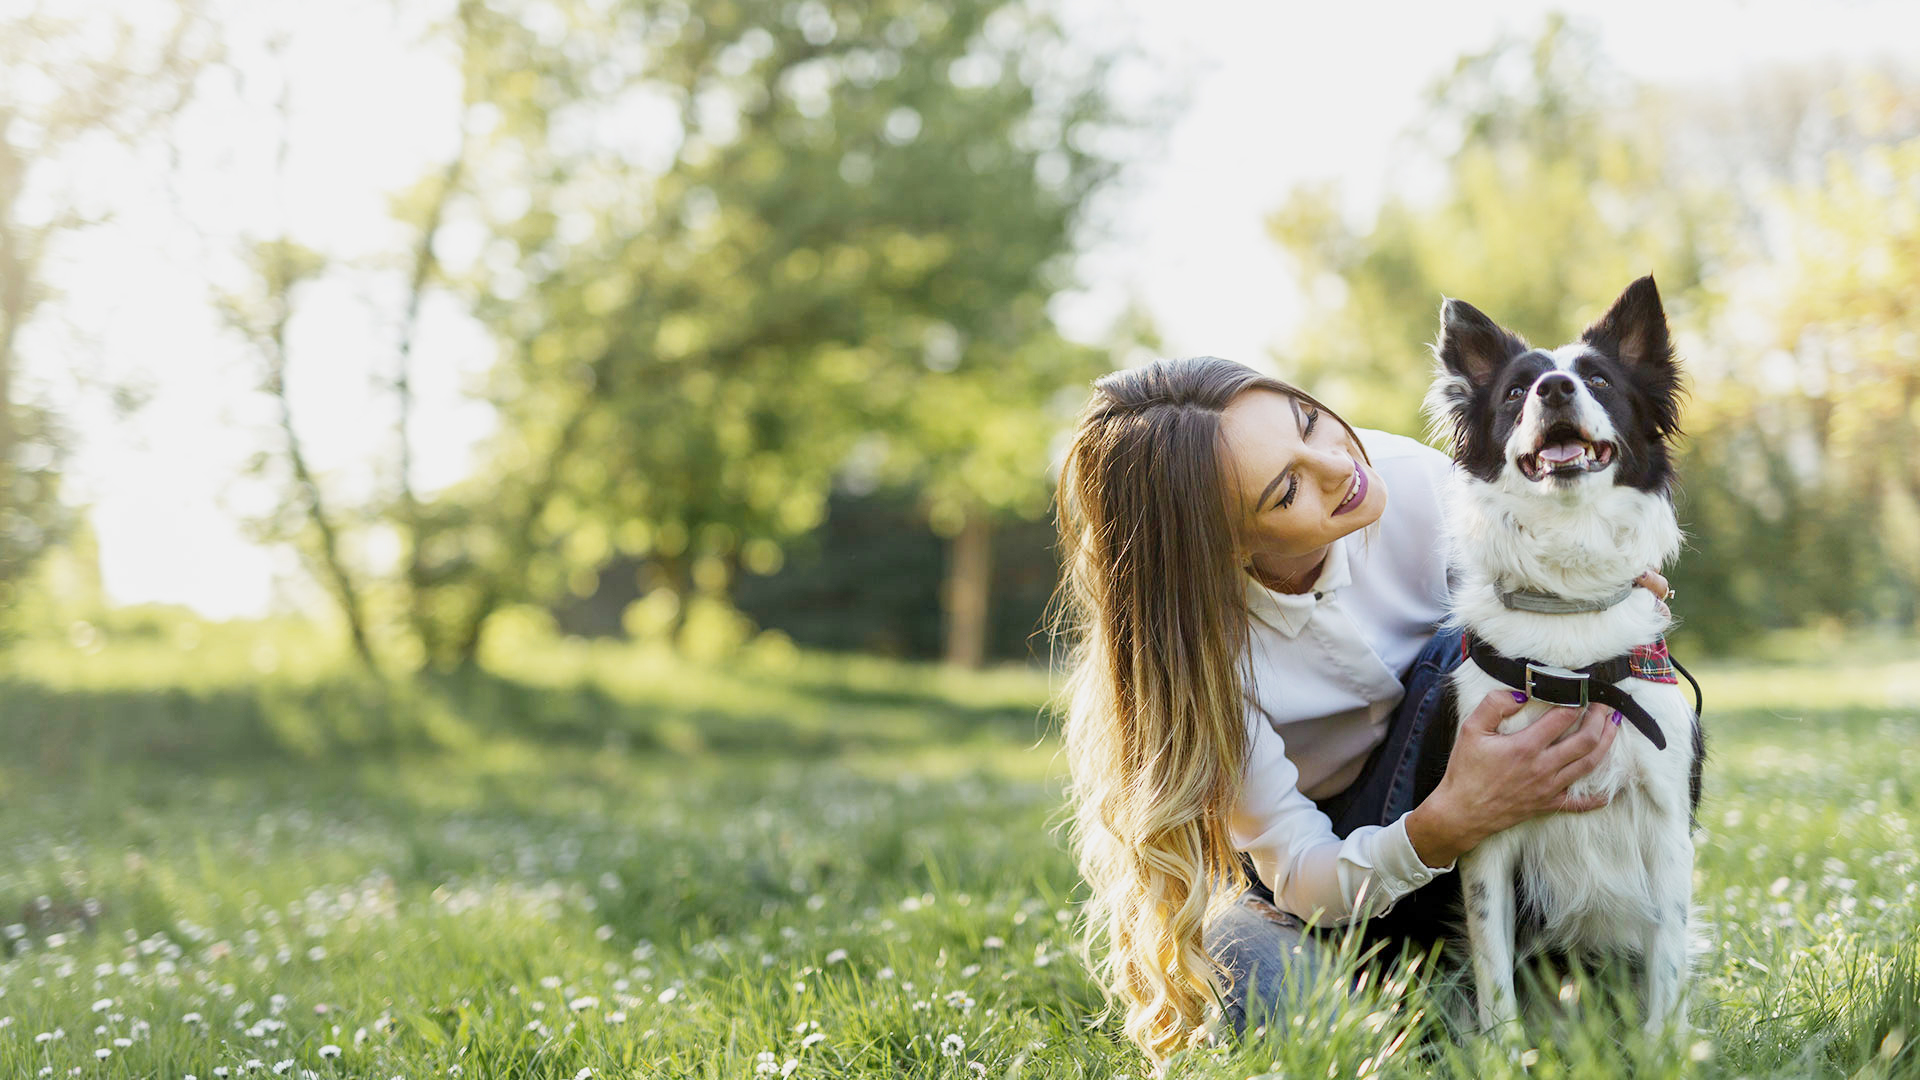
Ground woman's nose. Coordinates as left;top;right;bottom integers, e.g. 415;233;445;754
1309;445;1352;486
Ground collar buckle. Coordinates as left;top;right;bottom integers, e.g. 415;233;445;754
1524;663;1590;708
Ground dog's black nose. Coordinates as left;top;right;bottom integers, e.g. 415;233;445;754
1536;374;1577;407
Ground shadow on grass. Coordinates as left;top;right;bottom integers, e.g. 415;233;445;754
0;663;1053;778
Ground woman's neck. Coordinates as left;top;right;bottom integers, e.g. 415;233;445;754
1247;545;1330;595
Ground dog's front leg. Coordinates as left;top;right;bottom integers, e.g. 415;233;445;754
1641;820;1695;1037
1461;839;1521;1034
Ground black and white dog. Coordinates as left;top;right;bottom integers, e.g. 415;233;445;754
1424;276;1704;1036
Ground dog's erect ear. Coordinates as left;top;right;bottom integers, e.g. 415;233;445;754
1582;276;1672;369
1435;298;1529;387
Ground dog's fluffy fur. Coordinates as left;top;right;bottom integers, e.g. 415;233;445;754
1423;276;1702;1036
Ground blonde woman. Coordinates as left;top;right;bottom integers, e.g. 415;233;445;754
1056;356;1668;1062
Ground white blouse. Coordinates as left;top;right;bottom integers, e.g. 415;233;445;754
1228;427;1457;925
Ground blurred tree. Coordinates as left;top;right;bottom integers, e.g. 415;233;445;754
0;2;215;616
1687;133;1920;633
397;0;1127;669
1268;15;1709;438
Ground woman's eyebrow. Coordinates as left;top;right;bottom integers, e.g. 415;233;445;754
1255;397;1308;511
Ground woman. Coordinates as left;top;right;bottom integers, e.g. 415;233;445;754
1056;357;1665;1063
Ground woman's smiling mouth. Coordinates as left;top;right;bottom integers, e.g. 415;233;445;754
1330;460;1368;516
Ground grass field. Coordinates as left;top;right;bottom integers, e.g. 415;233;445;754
1;623;1917;1078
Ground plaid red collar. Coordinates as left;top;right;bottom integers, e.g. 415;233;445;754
1628;638;1679;684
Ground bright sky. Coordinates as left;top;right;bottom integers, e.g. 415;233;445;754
21;0;1918;619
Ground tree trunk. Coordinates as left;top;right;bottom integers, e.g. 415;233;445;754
942;510;993;669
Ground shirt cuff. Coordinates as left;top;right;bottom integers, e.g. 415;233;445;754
1375;812;1455;895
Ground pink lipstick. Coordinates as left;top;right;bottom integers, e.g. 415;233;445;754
1331;461;1368;516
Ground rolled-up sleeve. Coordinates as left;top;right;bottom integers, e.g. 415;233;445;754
1229;712;1454;925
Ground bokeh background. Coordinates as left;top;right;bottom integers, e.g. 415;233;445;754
5;3;1920;1078
9;0;1920;668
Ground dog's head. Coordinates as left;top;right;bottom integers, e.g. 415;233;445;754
1424;276;1684;495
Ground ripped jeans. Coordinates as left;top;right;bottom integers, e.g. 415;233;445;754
1204;625;1465;1034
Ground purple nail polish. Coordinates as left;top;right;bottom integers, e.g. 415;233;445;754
1512;691;1529;703
1610;711;1622;725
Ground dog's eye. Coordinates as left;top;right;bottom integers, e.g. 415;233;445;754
1586;375;1609;390
1504;386;1525;402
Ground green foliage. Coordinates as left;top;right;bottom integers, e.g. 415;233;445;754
1;631;1918;1078
396;0;1125;668
1676;133;1920;645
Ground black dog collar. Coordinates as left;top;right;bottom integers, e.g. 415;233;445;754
1464;631;1668;750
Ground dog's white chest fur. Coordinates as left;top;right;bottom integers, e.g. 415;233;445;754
1440;475;1698;1035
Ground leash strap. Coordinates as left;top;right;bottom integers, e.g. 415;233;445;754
1464;632;1669;750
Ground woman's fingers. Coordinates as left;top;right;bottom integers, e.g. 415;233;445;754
1462;689;1530;734
1517;701;1589;752
1635;569;1671;600
1551;705;1621;785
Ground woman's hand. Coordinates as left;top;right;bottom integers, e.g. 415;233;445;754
1404;691;1621;869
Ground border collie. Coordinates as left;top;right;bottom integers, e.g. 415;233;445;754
1422;276;1703;1036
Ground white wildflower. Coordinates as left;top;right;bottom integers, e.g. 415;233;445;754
942;1033;965;1058
568;996;599;1011
319;1044;341;1059
824;948;848;964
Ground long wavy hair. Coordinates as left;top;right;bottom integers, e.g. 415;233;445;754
1054;356;1367;1063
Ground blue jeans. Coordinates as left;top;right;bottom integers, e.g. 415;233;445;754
1205;625;1466;1034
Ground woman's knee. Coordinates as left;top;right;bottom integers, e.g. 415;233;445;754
1204;892;1323;1035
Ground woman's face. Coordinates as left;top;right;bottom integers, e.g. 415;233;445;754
1218;389;1385;567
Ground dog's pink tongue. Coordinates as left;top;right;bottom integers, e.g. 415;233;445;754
1538;442;1586;464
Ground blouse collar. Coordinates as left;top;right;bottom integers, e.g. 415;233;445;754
1244;535;1353;638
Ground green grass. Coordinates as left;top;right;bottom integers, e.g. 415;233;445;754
1;626;1917;1079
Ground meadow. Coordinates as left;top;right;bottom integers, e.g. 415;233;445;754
1;620;1917;1079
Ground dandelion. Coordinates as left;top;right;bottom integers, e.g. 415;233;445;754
574;1068;596;1080
606;1010;627;1024
114;1037;133;1047
968;1064;988;1076
319;1045;341;1059
824;948;849;965
92;998;114;1013
801;1032;825;1048
184;1012;204;1024
273;1060;295;1075
875;967;895;981
942;1033;965;1058
781;1060;799;1078
95;1049;112;1060
568;996;599;1011
983;936;1004;949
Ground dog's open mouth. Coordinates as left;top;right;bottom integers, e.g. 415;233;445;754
1518;424;1615;481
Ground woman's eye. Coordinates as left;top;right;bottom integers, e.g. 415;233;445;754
1505;386;1525;402
1304;407;1319;436
1586;374;1609;389
1277;475;1298;510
